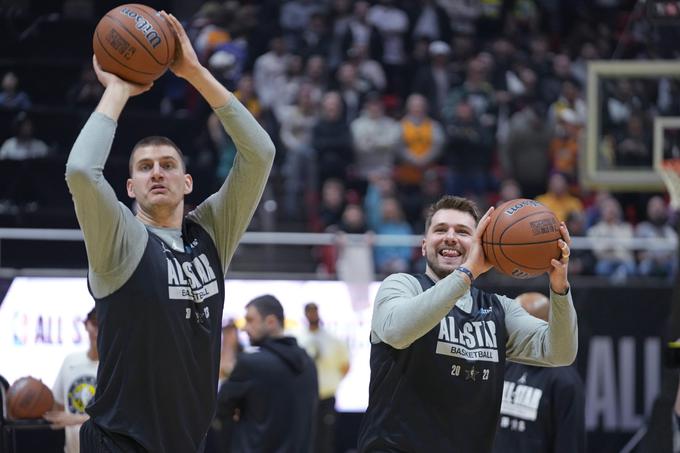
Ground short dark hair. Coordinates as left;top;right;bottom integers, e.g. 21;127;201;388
129;136;186;174
247;295;284;326
304;302;318;312
424;195;480;232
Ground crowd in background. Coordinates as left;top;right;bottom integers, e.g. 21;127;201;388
1;0;679;280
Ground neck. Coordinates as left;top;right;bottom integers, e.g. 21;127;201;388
309;323;320;332
136;203;184;229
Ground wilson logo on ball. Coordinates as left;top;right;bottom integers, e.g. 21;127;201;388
504;200;541;216
120;6;162;48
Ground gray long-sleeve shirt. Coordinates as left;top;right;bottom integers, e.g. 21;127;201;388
65;98;275;298
370;271;578;366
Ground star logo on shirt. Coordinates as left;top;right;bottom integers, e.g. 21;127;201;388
465;366;479;381
518;372;527;385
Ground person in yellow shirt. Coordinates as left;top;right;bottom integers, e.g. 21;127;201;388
536;172;584;221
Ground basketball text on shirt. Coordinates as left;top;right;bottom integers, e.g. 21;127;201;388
436;316;499;362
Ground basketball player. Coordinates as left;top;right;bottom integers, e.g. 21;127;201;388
357;195;577;452
493;292;586;453
66;12;275;453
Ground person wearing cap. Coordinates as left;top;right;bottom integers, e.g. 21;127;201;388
44;308;99;453
412;40;452;119
493;292;585;453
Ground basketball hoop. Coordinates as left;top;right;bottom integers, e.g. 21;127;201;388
659;158;680;209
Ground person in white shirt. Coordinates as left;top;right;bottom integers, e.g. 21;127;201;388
44;308;99;453
298;302;350;453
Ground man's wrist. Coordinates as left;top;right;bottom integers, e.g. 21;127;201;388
455;266;475;284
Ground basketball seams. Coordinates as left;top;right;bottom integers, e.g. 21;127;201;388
104;12;166;66
489;202;507;275
135;4;173;64
95;30;156;78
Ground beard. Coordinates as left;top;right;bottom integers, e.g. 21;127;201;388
425;248;458;280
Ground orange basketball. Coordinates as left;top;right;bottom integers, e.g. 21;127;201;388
93;4;176;84
6;376;54;419
482;199;562;279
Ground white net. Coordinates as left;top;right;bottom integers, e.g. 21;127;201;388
659;159;680;210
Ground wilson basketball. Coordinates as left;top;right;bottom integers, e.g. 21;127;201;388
6;376;54;419
93;4;175;84
482;199;562;279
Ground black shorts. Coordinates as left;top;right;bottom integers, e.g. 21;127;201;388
80;419;147;453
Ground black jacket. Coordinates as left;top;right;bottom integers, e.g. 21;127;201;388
216;336;318;453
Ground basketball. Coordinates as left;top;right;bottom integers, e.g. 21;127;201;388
6;376;54;419
93;4;176;85
482;199;562;279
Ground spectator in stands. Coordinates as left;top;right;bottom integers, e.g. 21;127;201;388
192;2;231;63
298;12;332;58
549;108;583;185
548;78;586;127
365;169;398;232
216;295;318;453
395;93;444;189
253;36;290;110
587;197;637;283
614;113;652;167
536;172;584;222
571;42;599;89
318;178;347;231
442;57;496;127
351;92;401;182
335;61;373;123
443;100;495;200
0;71;31;110
339;1;384;67
373;197;414;274
0;112;49;160
539;53;572;105
635;195;678;279
328;0;355;69
412;40;454;119
279;54;306;107
497;178;522;204
66;65;104;109
346;43;387;93
44;308;98;453
333;203;375;284
302;54;329;106
565;210;596;276
313;91;353;186
405;0;452;44
367;0;409;96
499;100;552;198
297;302;351;453
277;83;319;220
280;0;321;53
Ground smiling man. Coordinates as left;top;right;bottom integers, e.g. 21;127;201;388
357;195;578;453
65;12;274;453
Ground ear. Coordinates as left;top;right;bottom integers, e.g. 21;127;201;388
421;238;426;257
126;178;136;199
184;173;193;195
